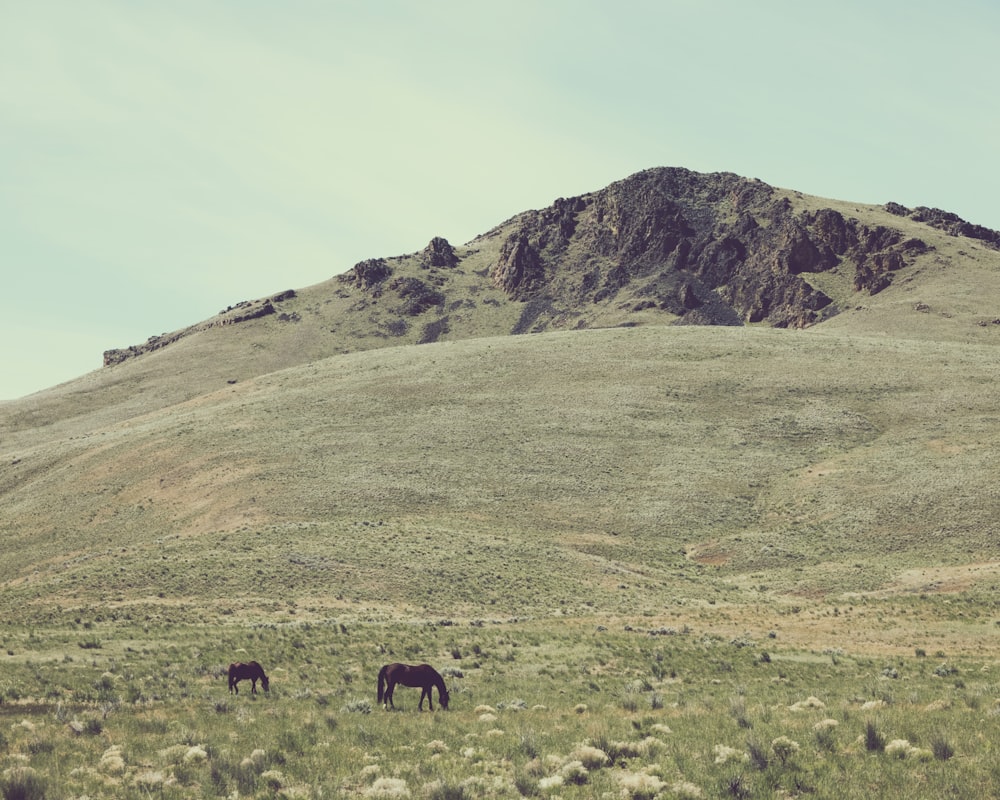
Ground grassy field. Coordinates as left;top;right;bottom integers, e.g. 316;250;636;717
2;615;998;799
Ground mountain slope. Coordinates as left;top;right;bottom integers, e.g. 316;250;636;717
2;325;999;625
8;168;1000;446
2;167;1000;626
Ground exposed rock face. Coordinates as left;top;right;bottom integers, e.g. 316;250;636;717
101;167;1000;367
489;167;936;328
886;202;1000;249
494;234;545;299
343;258;393;289
421;236;459;268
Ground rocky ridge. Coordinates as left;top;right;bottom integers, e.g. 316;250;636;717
102;167;1000;365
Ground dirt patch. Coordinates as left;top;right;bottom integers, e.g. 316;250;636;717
686;542;731;566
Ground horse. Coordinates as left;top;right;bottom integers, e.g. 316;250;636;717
228;661;270;694
377;663;449;711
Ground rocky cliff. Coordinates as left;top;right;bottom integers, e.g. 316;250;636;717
487;167;942;329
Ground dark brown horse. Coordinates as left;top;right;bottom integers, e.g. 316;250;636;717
377;663;449;711
228;661;270;694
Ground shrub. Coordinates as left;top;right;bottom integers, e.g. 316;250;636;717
714;744;748;765
885;739;912;759
342;698;372;714
538;774;563;791
364;777;411;798
571;744;610;769
424;781;467;800
770;736;800;764
617;770;665;800
259;770;286;791
789;696;826;712
560;760;588;785
391;277;445;316
671;781;705;799
813;718;839;750
1;767;47;800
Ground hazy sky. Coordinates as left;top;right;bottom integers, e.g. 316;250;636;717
3;1;999;400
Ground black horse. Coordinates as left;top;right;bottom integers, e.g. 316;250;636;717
228;661;270;694
377;663;449;711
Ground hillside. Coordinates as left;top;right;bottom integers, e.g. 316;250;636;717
2;167;1000;637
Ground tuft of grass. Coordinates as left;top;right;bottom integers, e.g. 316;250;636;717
864;720;886;752
930;732;955;761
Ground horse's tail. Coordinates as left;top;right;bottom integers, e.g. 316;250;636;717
377;665;387;704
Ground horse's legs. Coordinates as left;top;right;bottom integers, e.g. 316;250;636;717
385;679;395;709
251;679;257;695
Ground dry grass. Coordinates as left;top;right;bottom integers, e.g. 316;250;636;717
2;321;999;642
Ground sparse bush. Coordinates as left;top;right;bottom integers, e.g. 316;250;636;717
342;698;372;714
885;739;912;759
1;767;47;800
364;777;410;798
714;744;748;765
572;744;610;769
560;760;588;785
617;770;665;800
770;736;800;764
424;780;467;800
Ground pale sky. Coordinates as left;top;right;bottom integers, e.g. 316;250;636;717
3;1;998;400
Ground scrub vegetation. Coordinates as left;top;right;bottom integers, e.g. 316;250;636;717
1;616;997;798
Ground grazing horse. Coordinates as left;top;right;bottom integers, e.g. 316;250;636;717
377;663;449;711
228;661;270;694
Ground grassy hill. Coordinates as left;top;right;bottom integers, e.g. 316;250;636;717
3;177;1000;628
2;171;1000;798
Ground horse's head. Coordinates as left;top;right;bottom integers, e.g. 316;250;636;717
439;686;450;710
261;673;270;692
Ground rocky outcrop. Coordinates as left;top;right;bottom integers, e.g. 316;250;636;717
494;234;545;299
489;167;938;328
102;167;1000;369
343;258;393;290
420;237;459;268
886;202;1000;249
